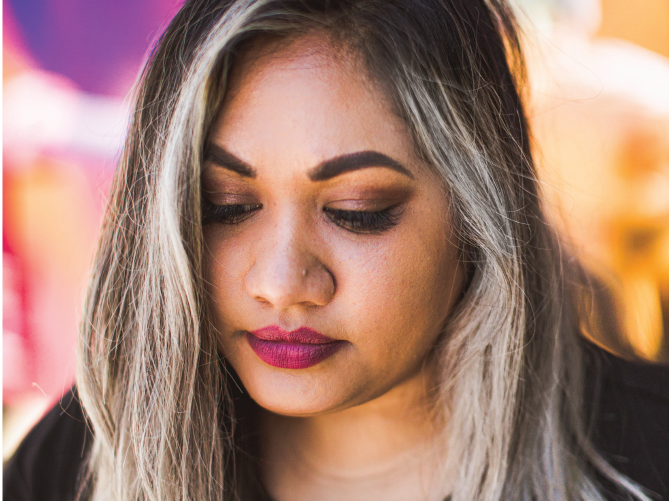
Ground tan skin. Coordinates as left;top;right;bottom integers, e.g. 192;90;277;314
203;36;464;501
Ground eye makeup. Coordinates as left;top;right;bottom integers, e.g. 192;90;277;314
200;169;413;233
202;200;262;225
202;199;404;234
320;183;413;234
323;205;404;233
201;169;261;225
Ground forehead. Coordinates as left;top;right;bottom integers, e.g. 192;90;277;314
210;35;417;176
223;33;370;111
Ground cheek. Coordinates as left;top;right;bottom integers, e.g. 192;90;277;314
202;227;251;331
332;222;461;366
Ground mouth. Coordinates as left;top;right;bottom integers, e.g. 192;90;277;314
246;325;346;369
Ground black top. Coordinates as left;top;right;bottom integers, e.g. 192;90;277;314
4;345;668;501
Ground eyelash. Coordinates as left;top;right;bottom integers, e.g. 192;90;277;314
202;201;262;225
202;200;402;233
323;207;402;233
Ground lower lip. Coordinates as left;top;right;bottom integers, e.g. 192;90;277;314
245;332;345;369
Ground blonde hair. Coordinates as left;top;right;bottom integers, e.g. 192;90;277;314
77;1;650;499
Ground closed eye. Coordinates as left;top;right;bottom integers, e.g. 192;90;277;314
323;206;403;234
202;201;262;225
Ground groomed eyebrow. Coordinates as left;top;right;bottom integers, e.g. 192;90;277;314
309;151;414;181
204;144;256;178
204;145;414;181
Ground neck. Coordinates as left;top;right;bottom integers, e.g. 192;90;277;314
259;364;447;501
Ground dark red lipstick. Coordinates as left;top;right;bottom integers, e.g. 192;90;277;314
246;325;345;369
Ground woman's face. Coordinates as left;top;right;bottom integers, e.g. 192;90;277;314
203;37;464;416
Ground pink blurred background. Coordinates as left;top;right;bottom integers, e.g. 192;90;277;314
3;0;668;458
3;0;186;456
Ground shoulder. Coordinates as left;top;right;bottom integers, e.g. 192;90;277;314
3;388;92;501
583;342;669;499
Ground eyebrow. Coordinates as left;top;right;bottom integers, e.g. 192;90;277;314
309;151;414;181
204;144;256;178
204;144;414;181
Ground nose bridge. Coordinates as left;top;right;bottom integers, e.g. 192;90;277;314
265;223;309;287
245;208;333;308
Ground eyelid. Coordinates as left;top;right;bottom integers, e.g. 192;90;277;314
324;184;414;205
201;170;257;195
325;198;402;212
202;191;258;205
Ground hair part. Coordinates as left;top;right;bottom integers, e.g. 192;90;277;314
77;1;651;500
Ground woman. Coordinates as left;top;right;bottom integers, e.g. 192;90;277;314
4;0;667;500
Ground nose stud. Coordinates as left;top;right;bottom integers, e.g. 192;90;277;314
302;269;308;277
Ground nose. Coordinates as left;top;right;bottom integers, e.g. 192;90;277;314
244;230;335;309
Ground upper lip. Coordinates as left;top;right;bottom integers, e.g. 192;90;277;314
248;325;337;344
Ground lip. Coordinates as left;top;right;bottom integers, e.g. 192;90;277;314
246;325;346;369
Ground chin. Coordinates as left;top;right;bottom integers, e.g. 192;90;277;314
233;358;366;417
247;381;345;417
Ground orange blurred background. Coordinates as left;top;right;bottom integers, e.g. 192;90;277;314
3;0;669;459
520;0;668;362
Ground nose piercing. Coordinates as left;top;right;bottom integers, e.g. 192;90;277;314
302;269;307;277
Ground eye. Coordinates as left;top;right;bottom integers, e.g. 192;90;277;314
323;206;403;234
202;200;262;225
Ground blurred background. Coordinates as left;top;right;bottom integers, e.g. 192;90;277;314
2;0;668;459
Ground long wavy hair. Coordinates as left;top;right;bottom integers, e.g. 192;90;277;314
76;1;649;499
